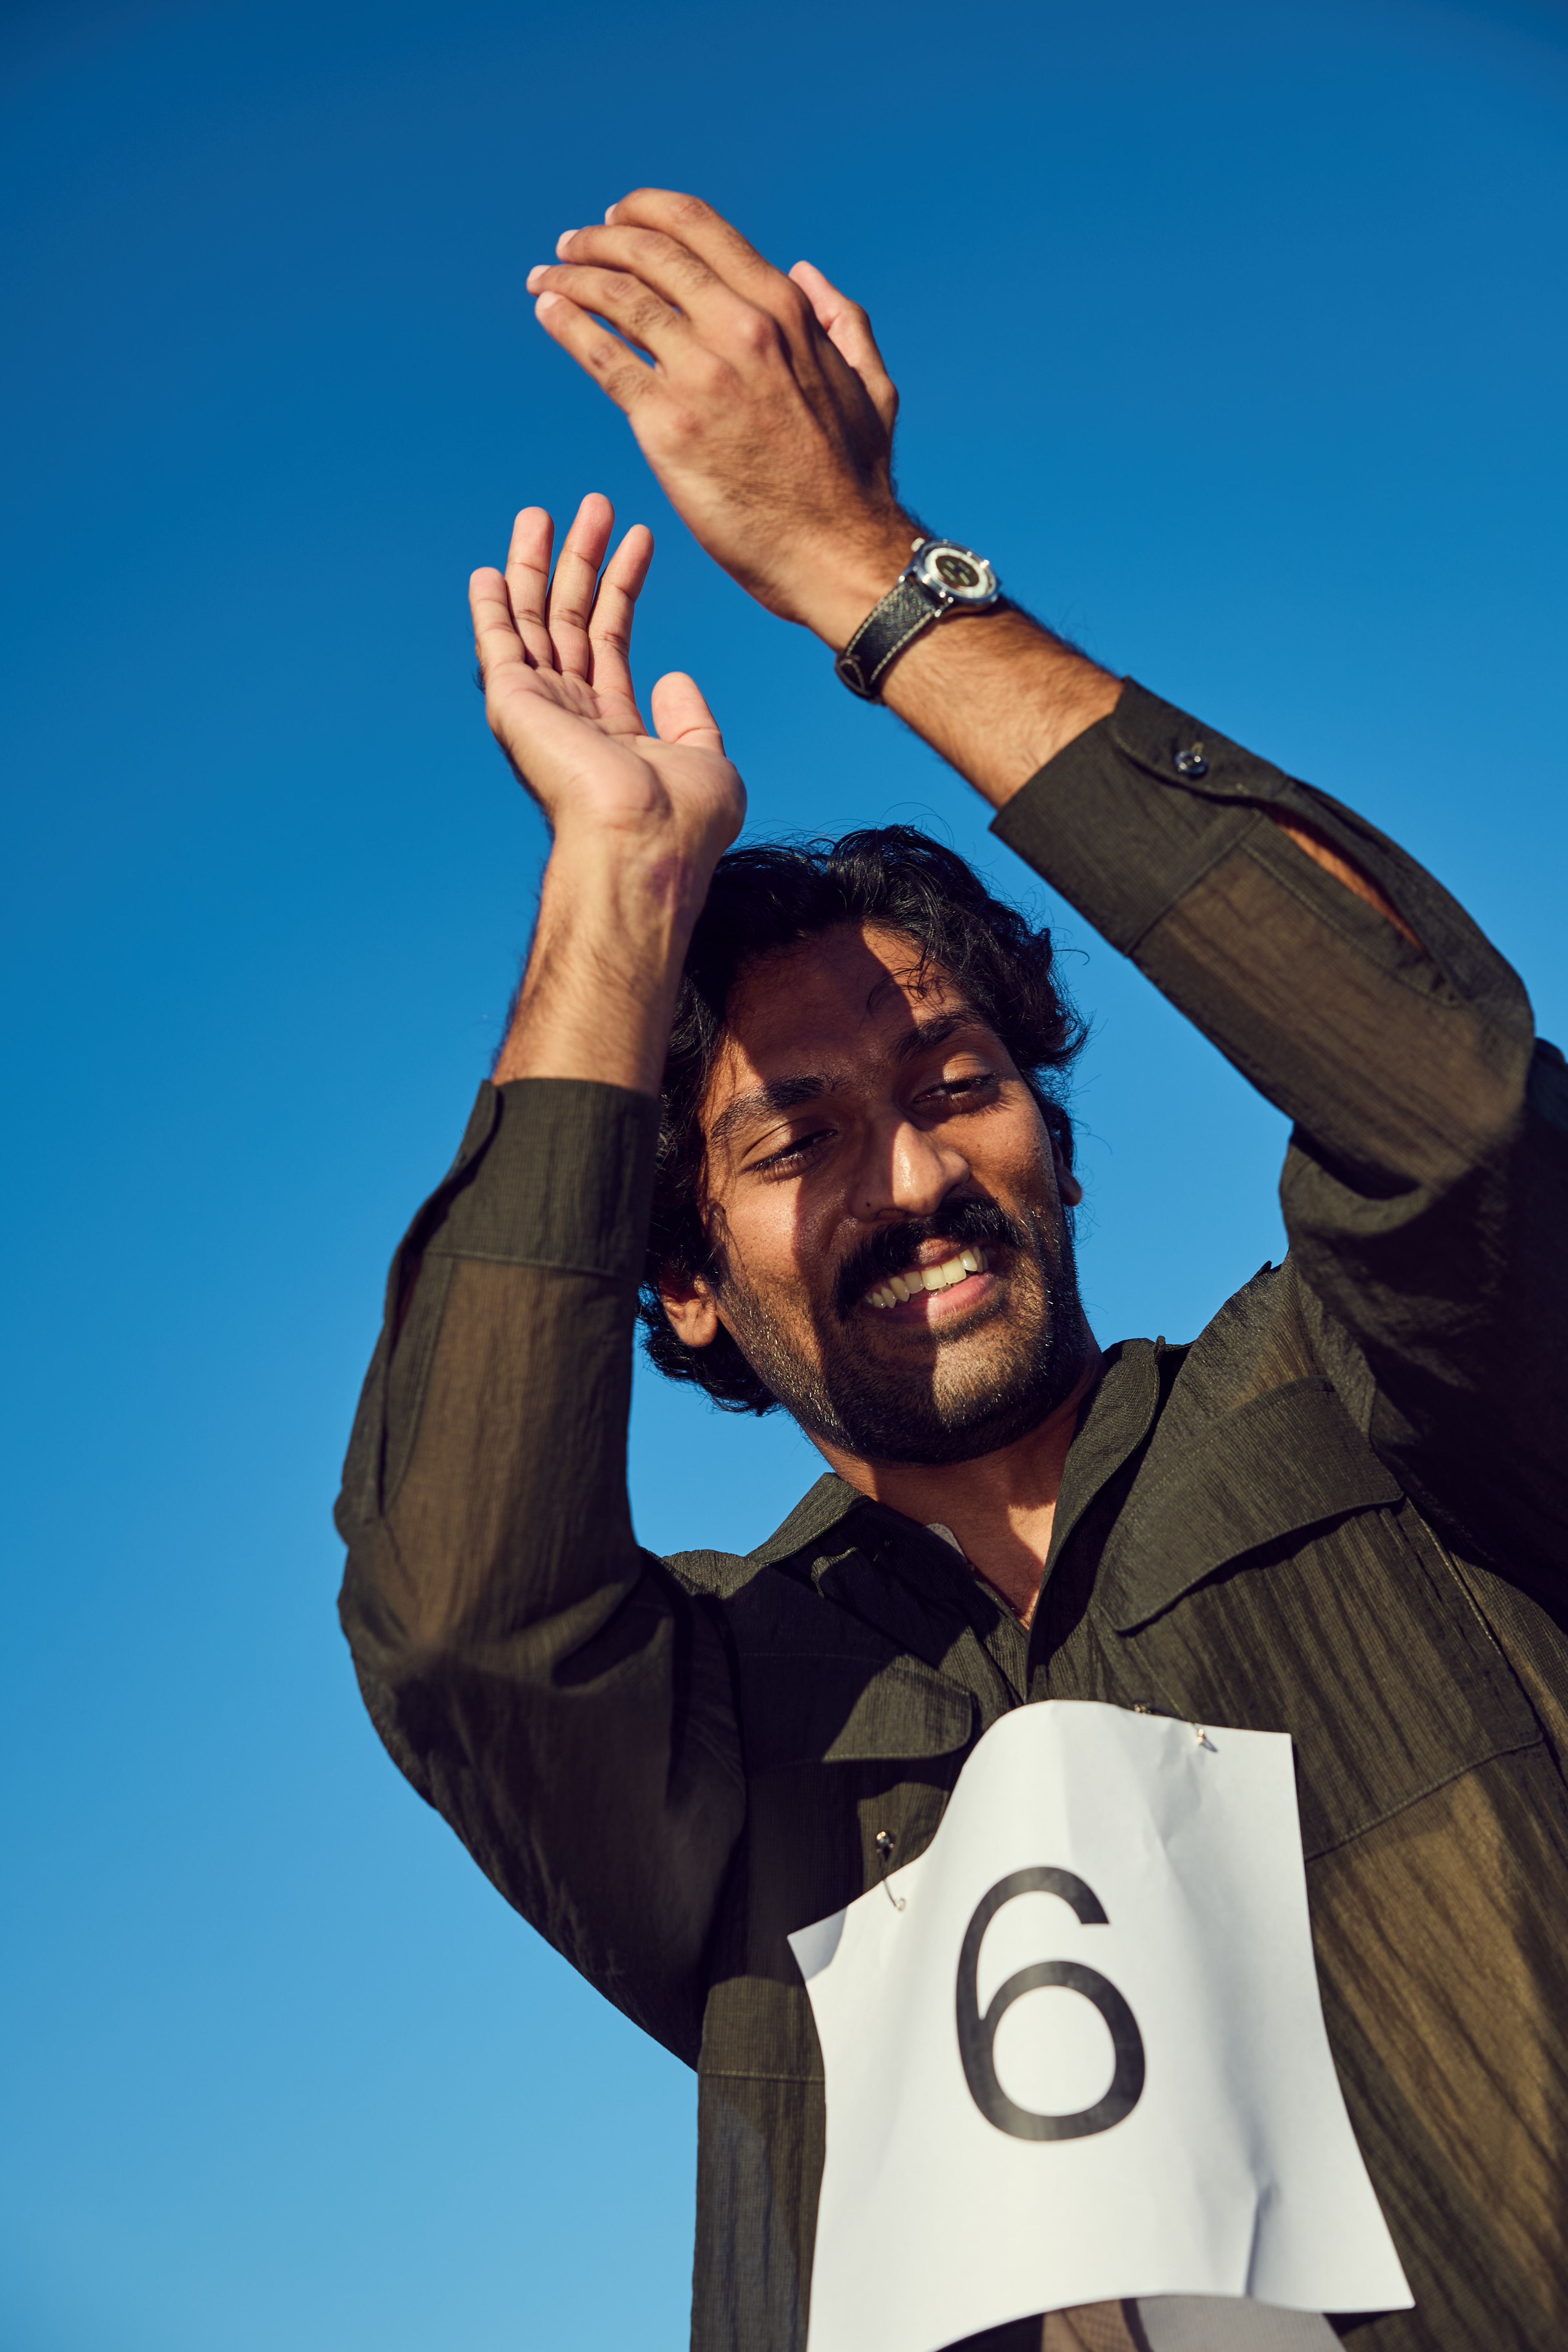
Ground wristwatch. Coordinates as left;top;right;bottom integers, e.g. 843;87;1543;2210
835;537;1002;700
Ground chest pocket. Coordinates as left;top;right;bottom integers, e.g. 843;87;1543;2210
1092;1378;1541;1857
718;1550;978;1773
735;1640;975;1773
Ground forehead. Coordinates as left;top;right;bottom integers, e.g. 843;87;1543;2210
704;922;976;1112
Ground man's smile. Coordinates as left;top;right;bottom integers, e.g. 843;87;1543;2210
862;1245;993;1315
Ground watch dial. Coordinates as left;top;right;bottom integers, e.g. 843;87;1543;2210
914;542;998;603
934;552;981;590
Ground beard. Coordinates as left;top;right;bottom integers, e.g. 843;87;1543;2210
712;1192;1091;1467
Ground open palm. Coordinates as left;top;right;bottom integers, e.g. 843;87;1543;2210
470;494;746;866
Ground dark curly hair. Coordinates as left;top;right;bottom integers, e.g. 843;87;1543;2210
639;826;1086;1413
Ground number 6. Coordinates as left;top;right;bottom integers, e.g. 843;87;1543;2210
955;1868;1145;2141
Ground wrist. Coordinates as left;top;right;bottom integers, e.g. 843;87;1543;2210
492;833;709;1093
877;604;1123;806
787;510;923;648
545;824;717;948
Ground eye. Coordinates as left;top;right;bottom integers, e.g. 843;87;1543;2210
921;1067;1000;1110
749;1124;835;1175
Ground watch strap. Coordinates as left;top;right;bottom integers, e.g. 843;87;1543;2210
835;577;940;701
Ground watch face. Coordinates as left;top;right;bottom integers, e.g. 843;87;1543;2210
911;541;1000;605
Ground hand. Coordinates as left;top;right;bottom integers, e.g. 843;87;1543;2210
525;193;916;645
473;494;747;1089
470;491;745;893
522;215;1121;813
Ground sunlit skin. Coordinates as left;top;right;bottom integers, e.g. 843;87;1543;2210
657;923;1103;1625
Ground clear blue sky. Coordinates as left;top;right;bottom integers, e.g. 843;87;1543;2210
3;2;1565;2346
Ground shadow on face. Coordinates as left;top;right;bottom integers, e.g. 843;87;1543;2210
659;923;1090;1468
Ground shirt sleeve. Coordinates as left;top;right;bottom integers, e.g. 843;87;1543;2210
992;679;1568;1587
334;1076;745;2063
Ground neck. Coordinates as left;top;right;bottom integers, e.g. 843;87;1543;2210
814;1341;1104;1628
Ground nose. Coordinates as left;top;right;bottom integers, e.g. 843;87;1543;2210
860;1115;971;1222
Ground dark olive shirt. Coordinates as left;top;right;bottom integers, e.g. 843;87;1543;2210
337;683;1568;2352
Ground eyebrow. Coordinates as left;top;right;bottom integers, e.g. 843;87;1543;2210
892;1009;974;1062
705;1010;987;1151
706;1072;832;1151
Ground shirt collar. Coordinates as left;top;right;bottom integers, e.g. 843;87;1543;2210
748;1339;1168;1576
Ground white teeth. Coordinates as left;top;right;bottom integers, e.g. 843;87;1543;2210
865;1247;992;1307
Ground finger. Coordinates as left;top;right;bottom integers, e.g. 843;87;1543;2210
540;224;765;343
471;565;534;692
788;259;899;429
587;523;654;704
601;188;796;312
547;492;617;680
502;506;559;670
526;259;690;362
534;289;655;413
649;669;726;753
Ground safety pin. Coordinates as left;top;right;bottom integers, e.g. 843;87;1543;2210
874;1829;906;1911
1133;1702;1212;1750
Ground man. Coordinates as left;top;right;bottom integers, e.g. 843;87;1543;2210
336;192;1568;2352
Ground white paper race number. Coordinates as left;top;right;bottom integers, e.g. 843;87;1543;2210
788;1702;1411;2352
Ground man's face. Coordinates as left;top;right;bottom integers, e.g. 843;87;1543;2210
665;922;1090;1467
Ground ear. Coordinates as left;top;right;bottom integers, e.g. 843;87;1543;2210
1050;1132;1084;1210
657;1265;722;1350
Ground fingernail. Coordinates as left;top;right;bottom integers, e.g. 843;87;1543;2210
526;264;547;289
604;203;617;224
555;228;579;258
535;291;561;316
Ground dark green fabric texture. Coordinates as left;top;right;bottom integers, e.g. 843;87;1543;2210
337;678;1568;2352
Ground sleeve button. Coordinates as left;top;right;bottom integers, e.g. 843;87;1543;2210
1174;745;1209;777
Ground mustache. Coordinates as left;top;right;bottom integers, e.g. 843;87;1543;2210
832;1196;1031;1321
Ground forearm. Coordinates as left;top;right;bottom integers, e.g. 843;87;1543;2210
871;611;1419;936
878;602;1123;805
808;533;1415;926
337;1079;662;1648
993;680;1564;1563
758;505;1123;805
336;1077;745;2049
492;833;705;1092
993;682;1528;1175
523;196;1422;892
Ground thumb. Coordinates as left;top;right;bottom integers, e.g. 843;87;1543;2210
789;258;899;430
650;670;726;751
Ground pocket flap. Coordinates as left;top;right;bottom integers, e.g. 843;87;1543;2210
1099;1377;1404;1633
738;1649;976;1769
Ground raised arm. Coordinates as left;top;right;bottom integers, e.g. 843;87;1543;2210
476;497;743;1087
524;187;1405;933
335;498;746;2056
525;192;1119;800
526;200;1568;1585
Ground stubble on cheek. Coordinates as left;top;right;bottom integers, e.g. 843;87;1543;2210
701;1214;844;1437
708;1200;1087;1467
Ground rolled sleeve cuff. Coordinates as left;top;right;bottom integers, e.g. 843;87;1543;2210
991;678;1519;1020
421;1077;662;1287
991;679;1288;954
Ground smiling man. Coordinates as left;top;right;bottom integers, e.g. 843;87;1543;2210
644;838;1100;1621
336;194;1568;2352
